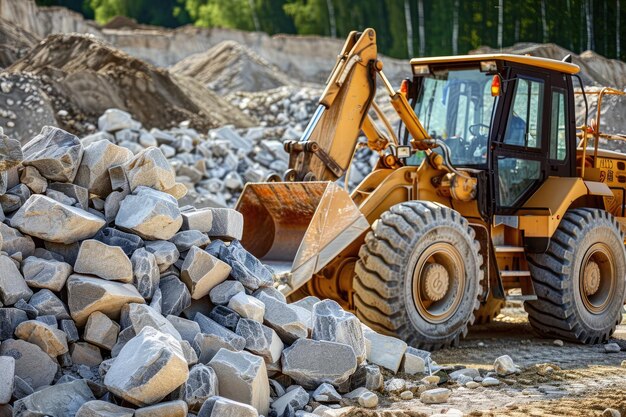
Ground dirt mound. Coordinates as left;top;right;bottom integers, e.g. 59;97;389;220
171;40;293;95
6;33;253;141
0;17;39;68
472;43;626;88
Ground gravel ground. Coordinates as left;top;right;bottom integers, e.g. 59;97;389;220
369;304;626;417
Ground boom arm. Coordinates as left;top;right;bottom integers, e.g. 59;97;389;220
283;28;431;182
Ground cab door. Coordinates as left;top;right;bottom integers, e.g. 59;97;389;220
490;66;551;214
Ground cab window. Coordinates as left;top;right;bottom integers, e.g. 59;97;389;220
550;88;567;161
503;78;544;148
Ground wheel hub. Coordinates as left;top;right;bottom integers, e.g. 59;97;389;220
579;243;616;315
583;260;601;295
421;263;450;301
412;242;466;324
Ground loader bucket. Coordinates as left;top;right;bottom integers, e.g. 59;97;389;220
235;181;370;295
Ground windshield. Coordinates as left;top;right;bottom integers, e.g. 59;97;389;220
414;68;496;166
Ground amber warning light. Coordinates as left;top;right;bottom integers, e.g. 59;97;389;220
491;74;502;97
400;79;409;97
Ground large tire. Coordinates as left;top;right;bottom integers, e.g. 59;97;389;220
473;293;506;325
525;208;626;343
353;201;483;350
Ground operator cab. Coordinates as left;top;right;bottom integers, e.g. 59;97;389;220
406;54;579;215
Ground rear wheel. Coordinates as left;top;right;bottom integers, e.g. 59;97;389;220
353;201;483;350
525;208;626;343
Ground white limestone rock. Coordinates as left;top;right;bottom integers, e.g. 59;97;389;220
181;246;231;300
74;140;133;197
363;326;407;373
11;195;105;244
281;339;357;389
116;187;182;241
0;255;33;305
74;239;133;283
208;349;270;415
67;274;145;326
14;320;68;357
228;292;265;322
104;326;189;406
21;256;72;292
22;126;83;183
311;299;365;363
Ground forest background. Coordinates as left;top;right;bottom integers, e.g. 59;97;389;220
36;0;624;60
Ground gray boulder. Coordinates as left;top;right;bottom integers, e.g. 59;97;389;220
14;320;68;357
67;274;145;326
271;386;309;416
209;280;245;306
281;339;357;389
84;311;120;350
98;109;141;132
22;256;72;292
104;326;189;406
206;240;273;291
0;356;14;404
362;327;407;373
176;363;219;412
126;303;182;341
13;379;95;417
198;396;258;417
235;318;283;364
116;187;182;241
11;195;105;244
208;349;269;415
0;308;28;341
74;139;133;197
131;248;160;299
0;132;23;172
20;166;47;194
144;240;179;272
22;126;83;182
181;209;213;233
169;230;210;252
311;299;365;363
75;400;134;417
0;339;57;388
123;147;178;194
28;289;70;319
134;400;188;417
0;255;32;305
166;315;201;344
0;223;35;257
74;239;133;283
259;294;310;344
159;275;191;316
206;208;243;240
181;246;231;300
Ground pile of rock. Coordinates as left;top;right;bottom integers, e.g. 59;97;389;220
0;123;441;417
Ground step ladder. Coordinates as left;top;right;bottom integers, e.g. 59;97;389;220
494;245;537;302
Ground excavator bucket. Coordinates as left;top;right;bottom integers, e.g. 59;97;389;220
235;181;370;295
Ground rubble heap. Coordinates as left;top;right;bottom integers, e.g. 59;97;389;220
0;122;463;417
2;33;253;141
171;40;294;96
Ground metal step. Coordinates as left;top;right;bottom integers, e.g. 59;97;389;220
494;245;525;253
506;294;538;301
500;270;531;278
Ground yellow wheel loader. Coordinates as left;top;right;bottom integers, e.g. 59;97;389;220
236;29;626;350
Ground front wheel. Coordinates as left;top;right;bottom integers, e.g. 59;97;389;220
353;201;483;350
525;208;626;343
